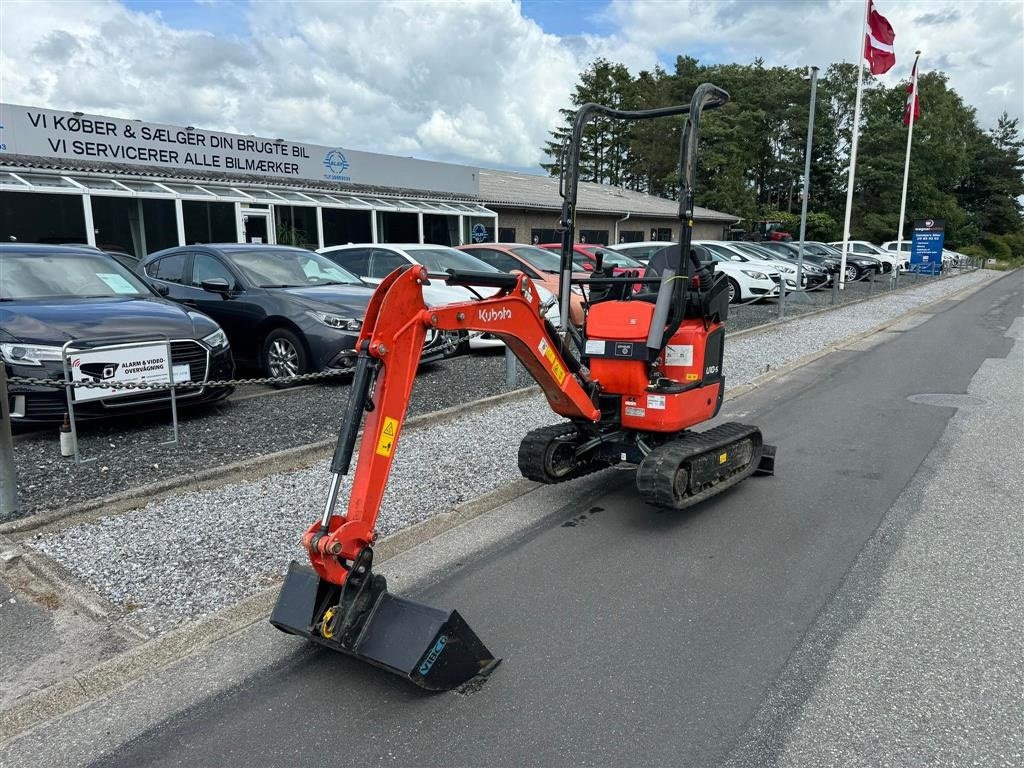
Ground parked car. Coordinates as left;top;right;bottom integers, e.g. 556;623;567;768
828;240;905;273
607;240;677;263
456;242;587;326
318;243;561;351
729;242;831;288
694;240;802;291
759;241;881;282
538;243;645;275
138;244;451;378
691;243;781;304
1;244;234;423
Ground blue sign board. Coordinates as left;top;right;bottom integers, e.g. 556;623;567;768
910;219;945;273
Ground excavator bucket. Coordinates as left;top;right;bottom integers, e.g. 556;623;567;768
271;561;498;691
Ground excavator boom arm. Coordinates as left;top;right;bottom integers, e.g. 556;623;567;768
303;265;599;586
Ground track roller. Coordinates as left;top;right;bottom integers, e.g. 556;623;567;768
518;422;611;484
635;422;768;510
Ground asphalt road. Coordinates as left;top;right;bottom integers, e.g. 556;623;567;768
6;272;1019;767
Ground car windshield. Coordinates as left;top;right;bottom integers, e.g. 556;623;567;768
225;249;362;288
702;243;746;262
740;243;792;262
615;244;673;262
0;251;152;300
410;247;500;273
589;246;643;268
508;246;588;272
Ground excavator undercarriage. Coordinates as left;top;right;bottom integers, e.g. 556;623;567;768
271;83;776;691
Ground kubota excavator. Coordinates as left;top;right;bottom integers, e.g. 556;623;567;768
271;83;776;691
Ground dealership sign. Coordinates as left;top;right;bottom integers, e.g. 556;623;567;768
69;343;190;402
910;218;945;267
0;102;478;196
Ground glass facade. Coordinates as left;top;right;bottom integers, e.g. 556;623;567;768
1;191;85;245
0;169;497;254
182;200;236;244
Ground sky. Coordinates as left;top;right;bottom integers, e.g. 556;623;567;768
1;0;1021;174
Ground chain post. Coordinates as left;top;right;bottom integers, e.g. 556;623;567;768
0;363;19;521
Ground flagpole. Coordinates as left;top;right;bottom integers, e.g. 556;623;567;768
894;50;921;283
839;0;870;291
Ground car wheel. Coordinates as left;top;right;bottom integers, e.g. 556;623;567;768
727;278;740;304
263;328;308;380
844;264;861;282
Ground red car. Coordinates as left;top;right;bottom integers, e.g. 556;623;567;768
539;243;644;276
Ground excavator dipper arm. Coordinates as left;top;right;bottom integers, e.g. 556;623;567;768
303;264;599;587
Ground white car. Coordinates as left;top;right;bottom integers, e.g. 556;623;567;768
607;241;677;263
691;243;781;303
694;240;800;290
318;243;559;350
835;240;906;273
611;239;783;303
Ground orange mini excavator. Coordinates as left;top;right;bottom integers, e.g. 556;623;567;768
271;84;775;690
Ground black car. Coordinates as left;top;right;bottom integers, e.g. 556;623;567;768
758;241;880;282
1;244;234;423
137;244;450;378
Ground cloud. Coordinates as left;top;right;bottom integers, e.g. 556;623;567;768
0;0;1020;175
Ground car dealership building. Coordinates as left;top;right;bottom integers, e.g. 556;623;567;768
0;103;739;257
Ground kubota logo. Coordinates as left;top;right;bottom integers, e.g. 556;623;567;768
478;307;512;322
418;634;448;676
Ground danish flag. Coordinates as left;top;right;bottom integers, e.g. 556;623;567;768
864;0;896;75
904;59;921;126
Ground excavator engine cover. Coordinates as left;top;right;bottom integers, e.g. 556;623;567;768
272;561;497;691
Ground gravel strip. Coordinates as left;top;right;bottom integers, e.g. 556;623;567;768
24;269;996;632
8;352;530;517
27;397;555;633
725;269;967;333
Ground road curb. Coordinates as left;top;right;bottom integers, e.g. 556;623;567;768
1;384;540;538
0;269;1002;746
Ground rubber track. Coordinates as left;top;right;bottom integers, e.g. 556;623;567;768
518;422;611;484
635;422;763;510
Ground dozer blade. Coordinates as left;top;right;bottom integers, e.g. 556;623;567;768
271;561;498;691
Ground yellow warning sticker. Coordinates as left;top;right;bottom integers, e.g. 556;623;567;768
551;360;566;384
718;452;728;464
544;346;556;364
686;373;699;381
376;417;398;457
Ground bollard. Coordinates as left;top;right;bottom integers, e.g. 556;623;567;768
0;363;19;521
504;345;517;389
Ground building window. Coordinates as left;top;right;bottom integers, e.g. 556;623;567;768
423;213;459;246
276;205;319;249
322;208;371;246
498;227;516;243
530;228;559;245
651;227;673;241
618;230;644;244
141;199;179;254
182;200;236;245
463;216;494;244
579;229;608;246
89;196;175;257
376;211;417;243
1;191;86;245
